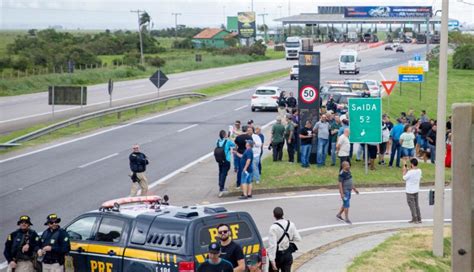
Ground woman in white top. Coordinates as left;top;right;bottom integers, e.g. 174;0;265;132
399;125;416;167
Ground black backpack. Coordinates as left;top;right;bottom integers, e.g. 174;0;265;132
214;140;227;163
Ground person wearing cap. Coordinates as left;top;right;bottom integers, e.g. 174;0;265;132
233;139;254;199
246;254;262;272
37;214;70;272
4;215;40;272
197;242;233;272
129;144;150;196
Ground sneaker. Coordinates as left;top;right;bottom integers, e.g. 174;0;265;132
336;214;344;222
218;191;224;198
238;195;248;200
408;220;416;223
345;219;352;224
415;220;422;224
247;195;252;198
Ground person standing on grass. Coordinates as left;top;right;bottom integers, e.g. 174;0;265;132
255;126;265;175
284;114;296;163
251;127;262;184
299;120;313;168
271;117;286;161
216;130;236;198
400;125;416;167
336;161;359;224
426;124;437;163
234;126;252;188
403;158;422;223
336;128;351;169
389;118;404;168
233;140;254;199
329;115;342;166
378;121;390;165
314;114;330;167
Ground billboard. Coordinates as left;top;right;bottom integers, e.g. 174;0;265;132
48;86;87;105
344;6;432;18
237;12;256;38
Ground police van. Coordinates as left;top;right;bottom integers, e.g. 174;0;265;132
63;196;266;272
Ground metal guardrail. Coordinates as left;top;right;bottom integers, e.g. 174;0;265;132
1;92;206;148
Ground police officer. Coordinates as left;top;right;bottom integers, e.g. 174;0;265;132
3;215;40;272
37;214;70;272
129;144;150;196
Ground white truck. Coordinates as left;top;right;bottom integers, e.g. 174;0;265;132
285;37;313;60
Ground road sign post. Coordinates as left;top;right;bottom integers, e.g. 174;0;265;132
398;66;424;100
108;79;114;107
298;51;321;164
348;98;382;174
149;70;169;97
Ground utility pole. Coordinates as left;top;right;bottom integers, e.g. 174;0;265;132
425;16;430;58
251;0;254;12
258;12;268;42
433;0;448;257
130;10;144;65
172;13;181;39
288;0;291;16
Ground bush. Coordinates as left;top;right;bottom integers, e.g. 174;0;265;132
12;57;32;71
172;38;193;49
123;51;141;66
274;45;285;51
453;45;474;70
248;40;267;56
145;56;166;68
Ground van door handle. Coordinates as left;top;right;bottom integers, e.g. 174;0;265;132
77;247;84;253
108;250;116;256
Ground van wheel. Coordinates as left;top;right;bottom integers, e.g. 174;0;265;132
251;107;256;112
339;70;342;75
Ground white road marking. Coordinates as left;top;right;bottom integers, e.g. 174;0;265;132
378;70;387;81
208;188;452;207
261;218;452;242
177;124;198;133
78;153;119;169
234;105;248;111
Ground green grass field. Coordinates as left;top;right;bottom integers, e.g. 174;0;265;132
348;228;451;272
382;58;474;120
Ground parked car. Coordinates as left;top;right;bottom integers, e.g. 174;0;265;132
251;86;281;112
396;46;405;53
290;63;298;80
344;79;371;97
365;79;382;97
385;44;394;50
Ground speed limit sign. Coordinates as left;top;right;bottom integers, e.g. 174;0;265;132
299;85;318;104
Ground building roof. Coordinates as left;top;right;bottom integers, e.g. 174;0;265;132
193;28;227;39
274;13;441;24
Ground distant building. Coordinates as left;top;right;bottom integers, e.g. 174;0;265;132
192;28;237;48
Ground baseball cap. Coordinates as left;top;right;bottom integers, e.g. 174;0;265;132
208;242;221;253
245;140;254;147
246;255;261;266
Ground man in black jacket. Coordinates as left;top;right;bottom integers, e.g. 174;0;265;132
4;215;40;272
286;92;297;114
129;144;150;196
37;214;70;272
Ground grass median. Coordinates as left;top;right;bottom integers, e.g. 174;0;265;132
347;228;451;272
254;153;451;189
0;69;288;154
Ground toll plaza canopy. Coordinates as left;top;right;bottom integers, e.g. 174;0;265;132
274;6;441;25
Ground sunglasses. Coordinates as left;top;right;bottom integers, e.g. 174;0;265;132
48;221;59;224
218;230;229;234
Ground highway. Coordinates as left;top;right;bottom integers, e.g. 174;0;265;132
0;44;429;265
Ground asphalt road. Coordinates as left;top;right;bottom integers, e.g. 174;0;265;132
0;44;428;265
0;43;351;133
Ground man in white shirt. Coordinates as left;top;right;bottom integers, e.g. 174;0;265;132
268;207;301;272
336;128;351;169
402;158;422;223
251;127;263;184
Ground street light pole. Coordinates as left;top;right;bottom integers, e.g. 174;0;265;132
172;13;181;39
432;0;448;257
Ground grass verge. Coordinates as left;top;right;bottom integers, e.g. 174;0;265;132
383;57;474;120
347;228;451;272
255;152;451;189
0;69;288;154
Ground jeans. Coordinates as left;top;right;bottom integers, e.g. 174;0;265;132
233;153;239;171
300;144;312;167
356;144;365;160
252;156;260;182
389;141;401;167
316;138;329;166
406;193;421;221
286;139;295;162
330;142;337;165
236;159;243;187
273;141;284;161
428;143;436;163
218;161;230;191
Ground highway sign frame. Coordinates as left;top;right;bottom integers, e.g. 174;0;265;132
348;98;382;143
299;85;318;104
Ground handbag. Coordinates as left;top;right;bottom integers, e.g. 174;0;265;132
274;220;298;254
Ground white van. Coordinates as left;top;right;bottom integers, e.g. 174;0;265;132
339;50;361;74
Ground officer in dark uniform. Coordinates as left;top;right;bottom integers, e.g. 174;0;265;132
37;214;70;272
3;215;40;272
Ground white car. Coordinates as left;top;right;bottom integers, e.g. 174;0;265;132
251;86;281;112
365;80;382;97
290;64;299;80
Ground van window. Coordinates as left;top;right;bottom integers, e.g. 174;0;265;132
255;89;276;95
95;217;126;243
198;221;253;246
340;55;355;63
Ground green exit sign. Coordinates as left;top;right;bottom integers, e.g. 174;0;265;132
348;98;382;143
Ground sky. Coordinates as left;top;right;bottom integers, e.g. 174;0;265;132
1;0;473;30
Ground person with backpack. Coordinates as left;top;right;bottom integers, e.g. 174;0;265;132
268;207;301;272
215;130;236;198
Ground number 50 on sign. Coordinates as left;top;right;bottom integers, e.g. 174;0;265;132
299;85;318;104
